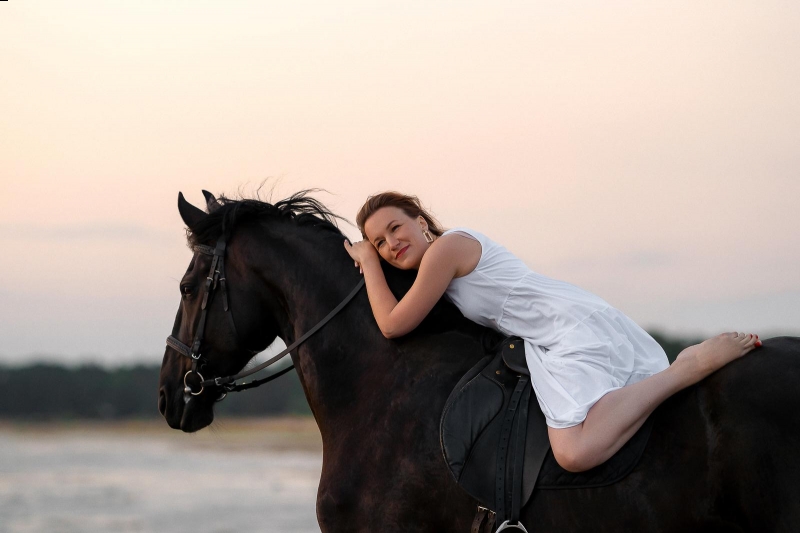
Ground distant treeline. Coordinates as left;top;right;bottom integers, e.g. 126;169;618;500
0;364;310;420
0;331;697;420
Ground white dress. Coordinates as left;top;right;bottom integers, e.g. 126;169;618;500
441;227;670;429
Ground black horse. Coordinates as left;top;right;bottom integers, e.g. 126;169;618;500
159;190;800;532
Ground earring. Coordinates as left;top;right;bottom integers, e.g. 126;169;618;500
422;229;434;243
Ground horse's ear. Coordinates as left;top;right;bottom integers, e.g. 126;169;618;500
178;192;207;228
202;190;221;213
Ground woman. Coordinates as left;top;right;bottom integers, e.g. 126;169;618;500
344;191;761;473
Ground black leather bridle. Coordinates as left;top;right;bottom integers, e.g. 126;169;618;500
166;235;365;401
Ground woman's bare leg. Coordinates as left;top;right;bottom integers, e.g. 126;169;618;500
548;332;761;472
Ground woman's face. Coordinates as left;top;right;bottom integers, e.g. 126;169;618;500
363;206;432;270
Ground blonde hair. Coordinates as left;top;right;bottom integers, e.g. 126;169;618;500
356;192;445;239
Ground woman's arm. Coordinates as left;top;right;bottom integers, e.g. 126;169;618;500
345;236;473;338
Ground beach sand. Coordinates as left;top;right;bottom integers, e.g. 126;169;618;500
0;416;323;452
0;417;323;533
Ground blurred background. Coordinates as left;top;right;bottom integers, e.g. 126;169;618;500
1;1;798;532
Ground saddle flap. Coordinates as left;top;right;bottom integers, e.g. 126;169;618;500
440;351;549;511
440;356;504;482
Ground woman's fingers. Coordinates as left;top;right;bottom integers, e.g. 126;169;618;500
344;240;364;274
344;239;359;262
344;239;375;274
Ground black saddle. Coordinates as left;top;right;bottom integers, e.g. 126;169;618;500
440;337;655;531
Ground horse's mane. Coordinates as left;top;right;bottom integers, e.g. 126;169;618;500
186;189;347;248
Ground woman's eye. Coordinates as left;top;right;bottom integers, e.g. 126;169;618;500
392;225;400;231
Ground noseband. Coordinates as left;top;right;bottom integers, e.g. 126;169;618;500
166;235;365;401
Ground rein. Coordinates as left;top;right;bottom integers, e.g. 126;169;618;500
166;235;365;400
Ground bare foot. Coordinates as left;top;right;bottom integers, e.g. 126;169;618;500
674;332;761;384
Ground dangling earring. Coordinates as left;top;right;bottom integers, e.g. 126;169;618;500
422;229;434;243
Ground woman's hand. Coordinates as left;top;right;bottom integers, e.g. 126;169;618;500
344;239;379;273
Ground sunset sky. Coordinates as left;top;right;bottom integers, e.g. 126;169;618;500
1;1;798;365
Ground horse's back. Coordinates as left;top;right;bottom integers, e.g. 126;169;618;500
701;336;800;530
524;336;800;533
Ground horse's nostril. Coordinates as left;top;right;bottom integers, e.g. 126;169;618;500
158;387;167;416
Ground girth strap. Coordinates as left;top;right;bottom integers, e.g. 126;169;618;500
510;384;532;523
495;376;531;526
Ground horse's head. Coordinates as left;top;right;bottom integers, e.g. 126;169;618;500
158;191;284;432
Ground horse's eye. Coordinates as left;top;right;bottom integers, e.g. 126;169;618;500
181;285;193;296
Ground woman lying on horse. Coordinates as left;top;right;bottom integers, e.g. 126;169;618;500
344;191;760;472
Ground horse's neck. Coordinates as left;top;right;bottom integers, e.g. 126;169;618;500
287;275;391;438
250;229;389;428
263;233;365;343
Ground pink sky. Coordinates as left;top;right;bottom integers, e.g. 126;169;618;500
1;1;798;364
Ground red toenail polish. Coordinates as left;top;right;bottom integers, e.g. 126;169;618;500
756;341;762;347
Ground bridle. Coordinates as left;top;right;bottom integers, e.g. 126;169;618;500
165;235;365;401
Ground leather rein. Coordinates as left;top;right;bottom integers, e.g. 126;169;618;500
166;235;365;401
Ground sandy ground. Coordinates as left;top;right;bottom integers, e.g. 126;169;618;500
0;417;323;533
0;416;323;452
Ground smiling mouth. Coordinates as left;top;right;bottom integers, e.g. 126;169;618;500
396;246;409;259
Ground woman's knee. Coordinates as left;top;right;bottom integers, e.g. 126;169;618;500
552;445;593;473
549;426;596;473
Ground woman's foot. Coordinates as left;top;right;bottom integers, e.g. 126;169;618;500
674;332;761;384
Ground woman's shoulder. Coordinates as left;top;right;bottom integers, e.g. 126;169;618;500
438;228;484;251
434;228;479;249
433;228;483;277
441;226;482;241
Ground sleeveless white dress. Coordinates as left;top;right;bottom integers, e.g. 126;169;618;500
441;227;670;429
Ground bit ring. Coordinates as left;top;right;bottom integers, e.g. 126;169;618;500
183;370;205;396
